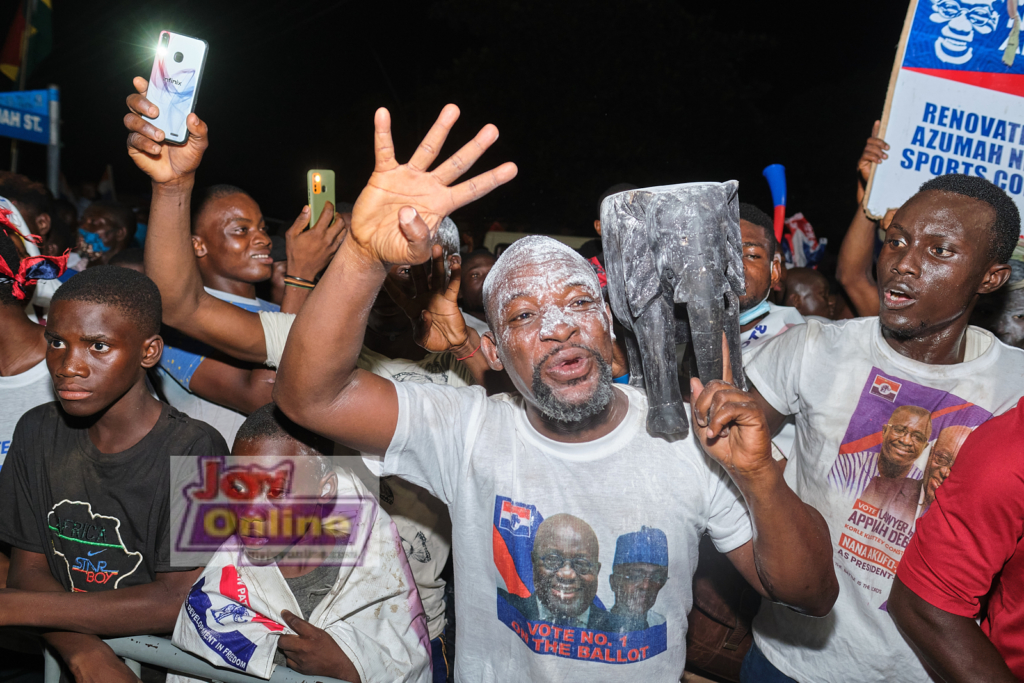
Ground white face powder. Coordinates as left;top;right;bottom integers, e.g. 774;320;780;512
482;236;610;354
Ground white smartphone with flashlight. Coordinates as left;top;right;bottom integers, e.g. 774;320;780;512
143;31;208;145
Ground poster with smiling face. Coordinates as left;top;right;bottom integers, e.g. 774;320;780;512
865;0;1024;221
492;496;670;666
825;368;987;610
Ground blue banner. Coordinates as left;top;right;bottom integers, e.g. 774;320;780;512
903;0;1023;75
0;88;55;145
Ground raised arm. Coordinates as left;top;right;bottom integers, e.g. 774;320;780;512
691;348;838;616
273;105;516;454
279;202;348;314
126;78;344;363
836;121;888;317
126;77;267;363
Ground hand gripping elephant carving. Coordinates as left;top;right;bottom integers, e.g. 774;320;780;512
600;181;747;438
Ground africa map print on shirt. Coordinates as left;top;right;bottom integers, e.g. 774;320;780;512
492;496;667;664
826;369;989;609
47;500;143;592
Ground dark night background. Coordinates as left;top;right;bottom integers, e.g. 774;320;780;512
0;0;908;248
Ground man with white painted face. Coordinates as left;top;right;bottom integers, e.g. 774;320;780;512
741;174;1024;683
273;104;837;682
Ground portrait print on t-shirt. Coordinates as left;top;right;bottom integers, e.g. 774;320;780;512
47;499;144;592
492;495;668;665
826;369;986;609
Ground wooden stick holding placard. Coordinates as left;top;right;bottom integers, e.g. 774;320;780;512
862;0;918;220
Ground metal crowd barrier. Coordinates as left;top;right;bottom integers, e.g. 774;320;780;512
41;634;351;683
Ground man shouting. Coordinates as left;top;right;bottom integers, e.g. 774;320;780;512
272;105;838;682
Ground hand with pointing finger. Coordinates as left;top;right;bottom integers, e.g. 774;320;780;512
689;336;774;478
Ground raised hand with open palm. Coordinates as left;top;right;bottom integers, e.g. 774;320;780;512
348;105;517;267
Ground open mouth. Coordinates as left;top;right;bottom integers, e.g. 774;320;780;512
883;288;915;310
544;348;593;382
249;253;272;263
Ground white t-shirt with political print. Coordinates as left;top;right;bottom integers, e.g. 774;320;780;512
740;303;805;459
0;359;55;470
260;310;465;640
384;382;752;682
739;303;805;357
745;317;1024;683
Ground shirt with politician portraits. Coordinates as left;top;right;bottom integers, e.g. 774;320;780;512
384;382;752;683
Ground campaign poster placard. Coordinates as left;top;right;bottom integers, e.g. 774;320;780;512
865;0;1024;219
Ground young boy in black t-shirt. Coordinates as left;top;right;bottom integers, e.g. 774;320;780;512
0;266;228;682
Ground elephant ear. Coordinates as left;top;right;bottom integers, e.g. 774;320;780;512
721;180;746;297
603;190;661;319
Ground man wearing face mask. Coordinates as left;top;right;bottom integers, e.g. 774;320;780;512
72;200;137;270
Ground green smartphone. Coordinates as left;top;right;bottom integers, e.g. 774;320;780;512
306;169;336;228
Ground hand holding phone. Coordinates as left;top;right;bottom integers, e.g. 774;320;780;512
307;170;336;228
142;31;208;145
125;76;209;186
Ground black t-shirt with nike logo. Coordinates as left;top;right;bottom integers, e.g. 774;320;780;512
0;402;228;592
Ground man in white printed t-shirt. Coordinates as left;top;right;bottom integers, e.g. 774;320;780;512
735;202;804;461
742;174;1024;683
273;104;839;683
736;202;804;360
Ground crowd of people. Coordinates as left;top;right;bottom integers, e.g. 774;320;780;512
0;70;1020;683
